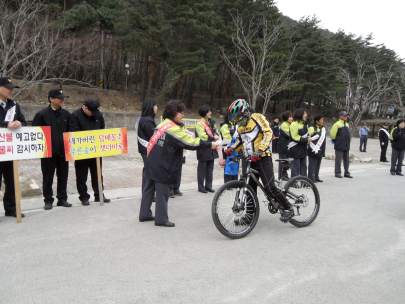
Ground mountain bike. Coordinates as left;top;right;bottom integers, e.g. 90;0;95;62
211;154;320;239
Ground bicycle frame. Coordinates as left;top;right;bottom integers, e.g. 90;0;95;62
233;155;303;211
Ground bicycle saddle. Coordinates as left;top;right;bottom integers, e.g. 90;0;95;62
275;158;294;163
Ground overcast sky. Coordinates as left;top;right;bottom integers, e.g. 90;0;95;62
276;0;404;60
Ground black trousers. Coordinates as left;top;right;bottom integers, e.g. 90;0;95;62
277;153;289;180
74;158;104;202
197;160;214;191
360;136;368;151
41;155;69;204
171;164;182;190
0;160;16;213
291;157;307;178
139;179;170;224
249;157;290;209
141;155;150;191
308;157;322;181
391;149;405;174
335;150;350;175
380;143;388;161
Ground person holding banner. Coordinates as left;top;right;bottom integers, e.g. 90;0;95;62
307;114;326;183
139;100;219;227
69;99;111;205
289;108;311;178
0;77;27;218
137;98;158;194
32;88;72;210
195;105;219;193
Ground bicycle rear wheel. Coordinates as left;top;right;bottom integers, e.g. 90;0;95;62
211;181;260;239
284;176;320;227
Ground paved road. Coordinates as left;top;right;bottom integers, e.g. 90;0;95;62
1;158;404;303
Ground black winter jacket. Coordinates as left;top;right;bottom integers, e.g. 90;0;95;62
195;117;219;162
0;99;27;128
32;106;70;156
69;107;105;132
391;127;405;151
148;119;212;184
307;124;326;159
137;116;157;155
270;122;280;153
275;121;290;155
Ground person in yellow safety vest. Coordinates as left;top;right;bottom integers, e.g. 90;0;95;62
275;111;293;180
139;100;219;227
330;111;352;178
289;108;311;178
307;113;326;183
195;105;219;193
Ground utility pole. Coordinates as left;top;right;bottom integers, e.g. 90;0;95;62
124;64;129;111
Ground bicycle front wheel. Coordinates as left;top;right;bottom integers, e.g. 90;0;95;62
211;181;260;239
284;176;320;227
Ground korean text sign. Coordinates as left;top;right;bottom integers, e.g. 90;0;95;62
63;128;128;161
0;127;52;161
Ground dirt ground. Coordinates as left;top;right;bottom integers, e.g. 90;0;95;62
15;83;233;120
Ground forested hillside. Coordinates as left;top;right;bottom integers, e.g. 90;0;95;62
1;0;404;127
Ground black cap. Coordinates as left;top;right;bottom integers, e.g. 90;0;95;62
363;122;367;125
84;98;101;118
0;77;19;88
339;111;348;116
383;122;388;126
48;88;69;99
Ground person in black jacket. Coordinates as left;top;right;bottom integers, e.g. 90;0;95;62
195;105;219;193
378;123;390;162
270;116;280;155
69;99;110;205
139;100;218;227
307;113;326;183
137;98;158;191
32;88;71;210
289;108;311;177
390;119;405;176
0;77;27;218
275;111;292;180
330;111;352;178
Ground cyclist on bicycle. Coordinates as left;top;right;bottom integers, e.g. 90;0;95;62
224;99;294;222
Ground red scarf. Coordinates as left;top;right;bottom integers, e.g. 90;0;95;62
198;119;213;136
147;121;176;156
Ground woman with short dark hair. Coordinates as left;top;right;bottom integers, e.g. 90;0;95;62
289;108;311;177
390;119;405;176
137;98;158;191
139;100;219;227
195;105;219;193
276;111;293;180
307;113;326;182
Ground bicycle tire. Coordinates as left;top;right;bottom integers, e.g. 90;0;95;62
283;176;320;227
211;180;260;239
